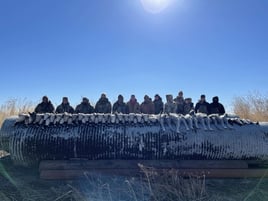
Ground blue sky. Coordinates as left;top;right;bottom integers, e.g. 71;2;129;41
0;0;267;111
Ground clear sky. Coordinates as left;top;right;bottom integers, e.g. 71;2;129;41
0;0;267;111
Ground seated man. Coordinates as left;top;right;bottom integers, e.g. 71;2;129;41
140;95;155;114
153;94;164;114
164;94;177;114
56;97;74;113
174;91;185;114
209;96;225;115
34;96;55;113
75;97;94;114
209;96;231;129
126;95;140;114
195;94;210;115
164;94;189;132
95;93;112;114
112;95;127;114
194;95;213;131
183;98;194;115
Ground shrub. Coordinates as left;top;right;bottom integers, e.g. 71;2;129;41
233;91;268;122
0;98;34;126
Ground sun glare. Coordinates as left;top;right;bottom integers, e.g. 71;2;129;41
140;0;174;14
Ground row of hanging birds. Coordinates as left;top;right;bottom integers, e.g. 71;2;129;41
14;112;254;132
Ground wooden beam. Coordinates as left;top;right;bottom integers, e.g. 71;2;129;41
39;160;268;180
40;169;142;180
39;160;249;171
40;168;268;180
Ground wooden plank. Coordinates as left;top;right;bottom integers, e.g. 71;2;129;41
175;160;249;169
40;169;142;180
39;160;249;171
206;169;268;178
40;168;268;180
247;160;268;167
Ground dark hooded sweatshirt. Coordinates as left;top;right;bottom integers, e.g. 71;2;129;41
153;97;164;114
209;98;225;115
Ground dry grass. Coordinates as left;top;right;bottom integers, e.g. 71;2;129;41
0;98;34;127
0;98;34;158
233;91;268;122
138;164;211;201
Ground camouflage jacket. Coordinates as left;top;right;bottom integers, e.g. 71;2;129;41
75;103;94;114
56;103;74;114
95;98;112;113
112;101;127;114
34;102;55;113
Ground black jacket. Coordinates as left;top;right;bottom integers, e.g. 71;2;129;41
75;103;94;114
195;101;210;115
153;98;164;114
56;103;74;113
209;102;225;115
34;101;55;113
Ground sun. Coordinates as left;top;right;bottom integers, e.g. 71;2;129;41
140;0;173;14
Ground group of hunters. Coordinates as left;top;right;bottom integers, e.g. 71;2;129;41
34;91;226;116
